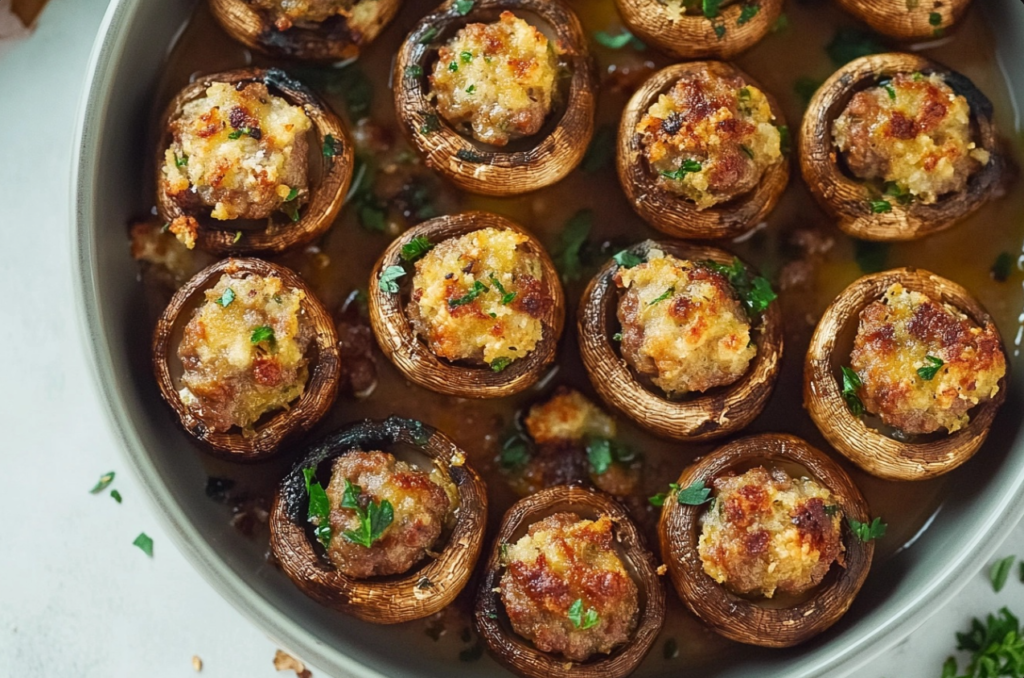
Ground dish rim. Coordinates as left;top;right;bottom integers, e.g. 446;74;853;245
70;1;1024;676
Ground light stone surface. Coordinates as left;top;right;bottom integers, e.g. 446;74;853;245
1;1;1022;676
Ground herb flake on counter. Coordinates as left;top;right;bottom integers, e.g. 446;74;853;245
848;516;886;542
661;159;702;181
303;468;333;548
111;489;122;504
555;209;593;282
736;3;759;25
594;28;644;50
854;239;890;274
613;250;643;269
568;599;600;629
581;124;615;173
917;355;945;381
991;556;1016;593
992;252;1015;282
945;607;1024;678
678;480;713;506
841;366;864;416
649;483;680;507
133;532;154;557
826;28;885;67
90;471;116;494
379;265;406;293
340;478;394;548
454;0;475;15
449;280;490;308
490;357;512;373
401;236;434;262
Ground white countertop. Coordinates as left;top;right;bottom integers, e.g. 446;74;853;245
2;1;1023;676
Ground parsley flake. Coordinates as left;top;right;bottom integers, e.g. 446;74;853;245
736;3;760;25
322;134;342;158
401;236;434;262
613;250;643;269
929;11;942;26
568;599;600;629
175;154;188;167
586;439;614;475
677;480;713;505
110;489;122;504
703;0;724;18
991;555;1016;593
490;357;512;373
449;280;490;308
555;209;593;282
488;274;516;305
917;355;944;381
233;231;242;244
594;28;644;50
404;65;423;80
854;239;890;274
303;468;333;548
703;258;777;316
250;326;275;345
379;265;406;293
848;516;887;542
90;471;115;494
340;479;394;548
419;26;439;44
841;366;864;416
992;252;1015;282
215;287;236;308
661;159;702;181
649;483;680;507
499;436;530;469
826;28;885;67
133;532;154;557
869;199;893;213
454;0;474;15
649;287;675;306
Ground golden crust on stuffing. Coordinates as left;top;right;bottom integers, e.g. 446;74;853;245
615;250;756;395
430;11;559;147
699;466;844;598
500;513;639;662
252;0;382;31
636;70;781;209
833;73;987;204
850;283;1005;434
524;387;617;444
408;227;550;367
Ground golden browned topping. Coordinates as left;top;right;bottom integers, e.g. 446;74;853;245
658;0;738;19
500;513;639;661
524;388;616;445
636;70;782;209
699;466;844;598
850;283;1005;434
429;11;560;147
615;250;756;396
162;82;312;221
177;272;311;433
323;450;452;579
253;0;382;32
833;73;988;204
408;227;551;369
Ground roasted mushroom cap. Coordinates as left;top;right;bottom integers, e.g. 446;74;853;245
578;239;782;442
208;0;402;61
834;0;972;41
475;485;664;678
152;258;341;460
615;0;783;60
393;0;597;196
799;53;1003;242
368;211;565;399
269;417;488;623
659;433;874;647
156;68;354;255
618;61;790;240
805;267;1008;481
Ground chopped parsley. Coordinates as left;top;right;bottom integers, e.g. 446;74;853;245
303;468;333;548
379;265;406;293
340;479;394;548
110;489;122;504
401;236;434;262
917;355;945;381
677;480;713;506
250;326;275;346
454;0;474;15
869;199;893;213
455;148;485;162
418;26;439;44
555;209;593;282
233;231;242;244
448;61;459;73
612;332;623;342
90;471;115;494
568;599;600;630
649;483;679;507
660;159;702;181
585;438;636;475
175;154;188;167
944;607;1024;678
736;3;760;25
461;51;473;63
133;532;154;557
227;127;252;140
448;280;489;308
713;22;726;39
854;239;890;274
581;124;615;173
826;28;885;67
883;82;897;100
488;275;516;305
499;435;530;469
703;0;724;18
490;357;513;373
848;516;887;542
929;11;943;26
841;366;864;417
992;252;1015;282
404;65;423;80
991;556;1016;593
466;84;476;94
649;287;675;306
613;250;643;269
703;258;777;316
824;504;840;517
215;287;236;308
593;28;644;50
741;144;755;159
884;181;913;205
419;113;441;135
777;125;791;154
322;134;342;158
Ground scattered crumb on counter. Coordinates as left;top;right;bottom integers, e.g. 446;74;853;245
274;649;312;678
191;655;202;672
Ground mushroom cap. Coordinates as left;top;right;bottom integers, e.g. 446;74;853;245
368;211;565;399
804;267;1008;481
617;61;790;240
659;433;875;647
393;0;597;196
799;53;1004;242
155;68;354;255
151;257;341;460
475;485;665;678
834;0;973;41
578;239;783;442
269;417;489;624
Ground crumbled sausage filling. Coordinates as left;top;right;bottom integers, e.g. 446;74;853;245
323;450;453;579
699;466;845;598
524;388;617;445
177;272;311;433
162;82;312;222
833;73;989;204
636;70;782;209
615;250;756;396
408;227;551;368
252;0;382;32
850;283;1005;434
500;513;639;662
429;11;560;147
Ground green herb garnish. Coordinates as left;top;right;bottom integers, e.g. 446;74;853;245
649;483;679;507
233;231;242;244
736;3;760;25
555;209;593;282
992;252;1015;282
704;258;777;316
216;287;236;308
461;50;473;63
703;0;723;18
302;468;333;548
945;607;1024;678
841;366;864;416
929;11;942;26
991;556;1016;593
454;0;474;15
581;124;615;173
90;471;115;494
379;265;406;293
133;533;154;557
418;26;439;44
490;357;512;373
824;504;840;517
917;355;945;381
449;280;490;308
568;599;600;630
404;65;423;80
613;250;643;269
795;77;822;106
499;436;531;469
660;159;702;181
401;236;434;262
466;84;476;94
884;82;897;100
778;125;791;154
854;239;890;274
677;480;713;506
649;287;675;306
250;326;275;346
110;489;122;504
175;155;188;167
593;28;644;50
869;199;893;213
419;113;441;135
741;144;755;159
448;61;459;73
340;479;394;548
488;275;516;305
848;516;887;542
713;22;726;39
322;134;342;158
771;13;789;33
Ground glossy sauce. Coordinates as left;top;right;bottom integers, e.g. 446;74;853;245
142;0;1024;673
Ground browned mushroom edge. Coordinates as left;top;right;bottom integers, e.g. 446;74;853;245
834;0;973;41
392;0;597;196
617;61;790;240
659;433;874;648
155;68;354;255
578;239;783;442
151;257;341;460
615;0;783;60
804;267;1009;481
475;485;665;678
269;416;488;623
367;211;566;399
208;0;402;61
799;53;1004;242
